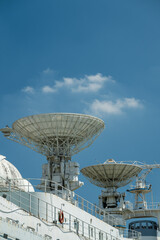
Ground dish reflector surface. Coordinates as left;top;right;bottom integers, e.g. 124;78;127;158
7;113;104;157
81;162;142;188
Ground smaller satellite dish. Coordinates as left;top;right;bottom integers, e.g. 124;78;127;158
81;160;142;189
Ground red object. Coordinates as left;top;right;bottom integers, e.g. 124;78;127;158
59;210;64;224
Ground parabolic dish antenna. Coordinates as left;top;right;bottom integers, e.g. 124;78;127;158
0;113;105;191
81;160;142;188
0;113;105;158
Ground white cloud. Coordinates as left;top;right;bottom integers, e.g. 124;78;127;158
54;73;114;93
22;86;34;94
19;69;145;120
28;72;114;95
123;98;142;108
42;68;54;75
42;86;56;93
88;98;143;116
87;74;111;83
63;78;75;85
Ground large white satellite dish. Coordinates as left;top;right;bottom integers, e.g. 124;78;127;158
0;113;105;191
0;113;104;158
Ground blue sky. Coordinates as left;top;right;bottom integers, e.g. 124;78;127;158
0;0;160;207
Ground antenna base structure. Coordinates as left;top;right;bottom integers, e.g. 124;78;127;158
0;113;104;192
99;187;126;209
127;163;160;210
81;159;142;227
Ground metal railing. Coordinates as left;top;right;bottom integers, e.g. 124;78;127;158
0;177;126;227
0;178;141;240
0;217;46;240
141;202;160;210
120;229;141;239
125;201;133;211
129;184;151;190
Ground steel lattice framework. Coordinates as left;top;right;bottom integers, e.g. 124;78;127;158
0;113;105;158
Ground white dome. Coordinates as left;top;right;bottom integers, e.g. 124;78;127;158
0;155;22;180
21;179;35;192
0;155;34;192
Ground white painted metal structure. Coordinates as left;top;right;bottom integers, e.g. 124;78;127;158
0;113;105;191
81;159;143;228
0;113;104;157
81;159;142;188
0;156;141;240
127;163;160;210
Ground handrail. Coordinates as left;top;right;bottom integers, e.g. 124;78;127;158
0;177;125;227
137;202;160;210
0;177;141;239
129;184;151;189
0;217;46;239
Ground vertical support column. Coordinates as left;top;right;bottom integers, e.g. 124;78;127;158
69;214;71;231
76;195;78;207
8;180;11;201
82;221;84;236
76;218;78;234
135;193;138;209
88;224;90;239
54;206;56;222
94;227;96;240
157;213;160;231
55;182;58;196
29;194;31;213
95;206;97;217
71;191;73;204
82;199;84;210
91;204;93;214
19;189;21;207
87;201;89;213
38;198;40;218
142;192;147;209
103;211;105;221
46;202;48;221
108;213;110;225
45;179;47;193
